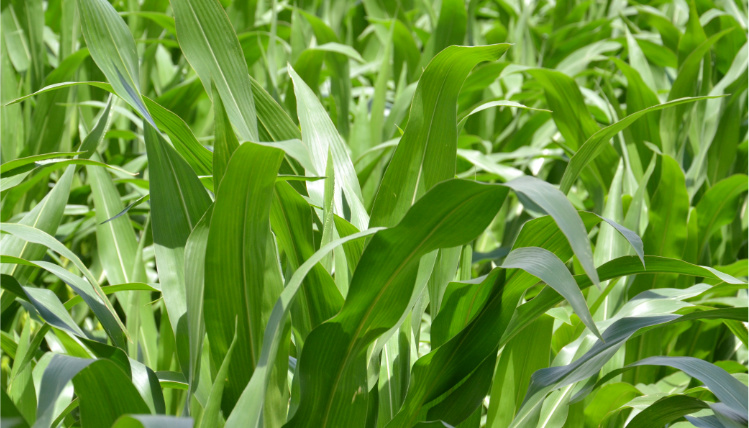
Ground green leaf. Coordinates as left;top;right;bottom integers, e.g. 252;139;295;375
0;225;128;347
502;247;601;340
677;0;707;65
111;415;194;428
8;0;44;89
85;118;150;358
596;213;646;267
23;285;86;339
659;29;733;156
225;228;382;428
144;97;213;176
625;395;709;428
36;355;98;428
249;76;301;142
2;4;30;74
38;356;150;428
583;383;641;427
64;283;161;310
421;0;467;64
86;158;143;285
3;80;111;106
184;206;212;398
270;181;342;342
524;67;618;208
8;319;36;424
286;179;509;427
630;155;690;296
504;176;600;286
171;0;259;141
6;81;213;177
426;247;463;332
288;65;369;231
72;359;152;427
2;158;134;192
1;388;29;428
23;50;89;157
78;0;154;125
100;194;151;225
458;100;550;127
370;44;511;228
525;69;599;150
696;174;748;255
612;58;661;176
212;85;240;187
603;357;748;418
0;168;75;283
559;96;722;194
144;122;212;333
199;324;239;428
0;152;83;174
425;353;496;425
510;315;680;427
78;96;115;158
502;255;746;351
118;11;176;35
293;10;354;137
486;315;554;428
203;142;285;413
386;197;607;427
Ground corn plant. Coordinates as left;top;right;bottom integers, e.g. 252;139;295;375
1;0;747;427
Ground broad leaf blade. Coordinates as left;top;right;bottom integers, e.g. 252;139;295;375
203;142;285;413
171;0;259;141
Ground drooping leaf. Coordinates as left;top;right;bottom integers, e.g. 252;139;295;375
38;356;151;428
501;247;601;340
602;357;748;420
509;315;680;427
625;395;709;428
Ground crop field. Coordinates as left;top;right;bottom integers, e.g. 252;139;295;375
0;0;747;427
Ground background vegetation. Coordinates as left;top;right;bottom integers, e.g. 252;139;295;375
0;0;747;427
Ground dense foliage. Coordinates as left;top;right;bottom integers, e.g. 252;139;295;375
1;0;747;427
